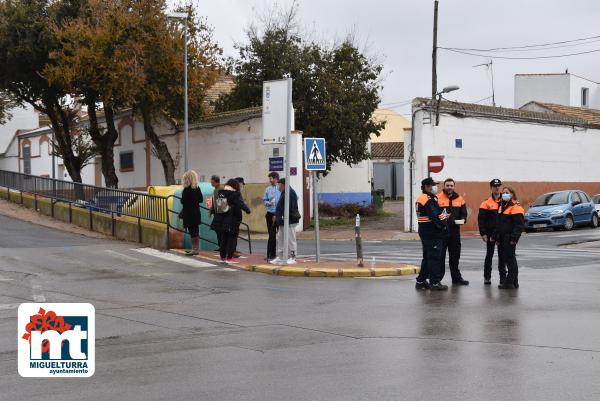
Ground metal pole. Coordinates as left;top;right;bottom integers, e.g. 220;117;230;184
52;132;56;199
282;77;293;264
312;171;320;262
355;214;363;267
183;21;189;172
432;0;438;101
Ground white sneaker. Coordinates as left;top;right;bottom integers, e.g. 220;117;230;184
286;258;297;265
269;257;282;265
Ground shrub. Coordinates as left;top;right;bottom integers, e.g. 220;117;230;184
318;202;378;218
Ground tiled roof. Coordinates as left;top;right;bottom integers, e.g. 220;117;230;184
412;97;593;127
533;102;600;126
371;142;404;159
189;106;262;129
204;75;236;108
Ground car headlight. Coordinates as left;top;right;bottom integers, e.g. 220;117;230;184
524;212;529;217
551;210;564;216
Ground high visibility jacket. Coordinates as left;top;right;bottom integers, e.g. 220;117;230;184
416;192;447;238
437;191;467;232
478;195;501;236
494;200;525;243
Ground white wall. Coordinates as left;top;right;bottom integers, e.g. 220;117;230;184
404;110;600;230
569;75;600;108
317;159;372;205
0;105;39;155
514;74;571;109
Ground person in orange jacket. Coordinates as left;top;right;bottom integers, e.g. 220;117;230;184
478;178;504;285
437;178;469;285
415;177;449;291
494;187;525;289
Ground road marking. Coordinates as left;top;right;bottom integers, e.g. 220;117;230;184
31;282;46;303
0;303;20;310
134;248;222;269
104;249;143;263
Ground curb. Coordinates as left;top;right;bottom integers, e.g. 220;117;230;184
171;250;419;278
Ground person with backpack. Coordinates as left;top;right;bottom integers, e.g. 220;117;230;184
180;170;203;256
210;179;250;263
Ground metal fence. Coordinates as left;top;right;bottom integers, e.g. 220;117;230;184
0;169;252;253
0;169;168;224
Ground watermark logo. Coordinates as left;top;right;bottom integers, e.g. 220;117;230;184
18;303;95;377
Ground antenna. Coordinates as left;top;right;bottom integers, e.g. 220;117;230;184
473;60;496;106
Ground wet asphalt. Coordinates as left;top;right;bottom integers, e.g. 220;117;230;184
1;214;599;401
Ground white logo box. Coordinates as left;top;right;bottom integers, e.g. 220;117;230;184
18;303;95;378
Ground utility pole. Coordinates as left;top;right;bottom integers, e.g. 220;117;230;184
432;0;439;101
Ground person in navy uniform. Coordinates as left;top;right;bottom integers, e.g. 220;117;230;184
415;177;449;291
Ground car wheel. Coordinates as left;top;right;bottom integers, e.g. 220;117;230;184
564;215;574;231
592;213;599;229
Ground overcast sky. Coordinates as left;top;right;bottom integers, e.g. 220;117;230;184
188;0;600;118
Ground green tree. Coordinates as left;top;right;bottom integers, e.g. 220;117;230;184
0;0;94;183
46;0;221;186
215;5;385;167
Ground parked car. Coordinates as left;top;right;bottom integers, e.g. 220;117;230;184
593;194;600;215
525;190;599;231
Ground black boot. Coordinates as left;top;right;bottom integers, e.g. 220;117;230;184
452;278;469;285
415;281;430;290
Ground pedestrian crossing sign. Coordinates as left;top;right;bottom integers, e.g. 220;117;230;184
304;138;326;171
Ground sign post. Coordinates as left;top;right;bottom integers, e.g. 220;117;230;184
304;138;327;263
263;78;292;264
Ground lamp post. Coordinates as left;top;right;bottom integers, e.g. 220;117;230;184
435;85;460;126
168;11;189;172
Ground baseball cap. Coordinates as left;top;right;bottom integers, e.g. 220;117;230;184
490;178;502;187
421;177;437;186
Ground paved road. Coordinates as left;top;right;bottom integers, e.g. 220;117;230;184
1;214;600;400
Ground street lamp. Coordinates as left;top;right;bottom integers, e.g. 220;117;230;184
435;85;460;126
167;11;189;172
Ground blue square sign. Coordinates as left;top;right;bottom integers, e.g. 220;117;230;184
304;138;326;171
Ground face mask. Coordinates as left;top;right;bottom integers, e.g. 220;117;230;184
431;185;438;195
502;193;512;202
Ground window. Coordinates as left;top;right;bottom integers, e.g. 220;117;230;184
581;87;589;107
119;151;134;172
578;192;590;203
23;145;31;175
571;192;582;205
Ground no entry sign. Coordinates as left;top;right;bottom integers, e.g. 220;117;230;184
428;155;444;174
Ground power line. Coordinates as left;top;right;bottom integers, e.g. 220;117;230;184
439;47;600;59
446;37;600;53
443;33;600;52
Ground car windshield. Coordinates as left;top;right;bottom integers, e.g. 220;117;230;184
532;192;570;206
593;195;600;204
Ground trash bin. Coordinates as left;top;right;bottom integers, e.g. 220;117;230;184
372;189;385;209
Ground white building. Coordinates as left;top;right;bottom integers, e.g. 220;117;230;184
515;72;599;109
0;104;40;172
405;98;600;232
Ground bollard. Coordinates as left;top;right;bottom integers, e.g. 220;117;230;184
355;214;363;267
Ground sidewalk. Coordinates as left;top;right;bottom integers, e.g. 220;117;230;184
172;250;419;278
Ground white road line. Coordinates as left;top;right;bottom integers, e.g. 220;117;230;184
134;248;223;269
31;282;46;303
104;249;143;263
0;303;20;310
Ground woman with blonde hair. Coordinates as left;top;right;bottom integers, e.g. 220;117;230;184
494;186;525;289
180;170;203;255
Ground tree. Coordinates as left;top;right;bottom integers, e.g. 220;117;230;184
132;2;221;184
215;4;385;167
46;0;221;186
45;0;147;188
0;0;93;183
0;91;17;124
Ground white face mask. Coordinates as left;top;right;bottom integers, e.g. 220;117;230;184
431;185;438;195
502;193;512;201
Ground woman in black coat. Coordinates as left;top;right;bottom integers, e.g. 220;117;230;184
210;179;250;262
180;170;203;255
